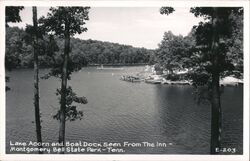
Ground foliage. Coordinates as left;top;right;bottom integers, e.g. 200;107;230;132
6;27;154;69
5;77;10;91
224;10;243;78
165;73;188;81
160;7;175;15
157;7;243;83
69;38;154;65
157;7;243;154
158;7;241;154
39;7;90;37
189;7;243;154
5;27;33;69
5;6;24;26
5;6;24;91
39;7;91;128
156;31;195;74
180;8;243;104
53;86;87;121
189;7;243;84
190;7;243;20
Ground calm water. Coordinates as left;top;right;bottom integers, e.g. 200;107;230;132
6;66;243;154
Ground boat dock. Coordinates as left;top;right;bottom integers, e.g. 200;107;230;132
120;75;141;83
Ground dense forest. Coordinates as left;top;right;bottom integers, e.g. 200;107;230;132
6;26;155;69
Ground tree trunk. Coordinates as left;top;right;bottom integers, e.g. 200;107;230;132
32;6;43;154
58;21;70;153
210;7;222;154
210;71;222;154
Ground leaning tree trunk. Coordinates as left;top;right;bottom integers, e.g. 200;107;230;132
210;7;222;154
58;21;70;153
32;6;43;154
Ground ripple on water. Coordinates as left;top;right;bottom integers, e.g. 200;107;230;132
6;67;243;154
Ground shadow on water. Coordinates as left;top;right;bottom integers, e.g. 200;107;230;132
154;85;211;154
5;67;243;154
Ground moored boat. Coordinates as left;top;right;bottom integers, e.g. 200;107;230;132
145;79;162;84
121;75;141;83
162;80;192;85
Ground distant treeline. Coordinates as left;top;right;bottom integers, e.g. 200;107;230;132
6;27;155;69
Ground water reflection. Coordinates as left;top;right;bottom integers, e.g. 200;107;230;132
154;85;211;153
6;67;242;154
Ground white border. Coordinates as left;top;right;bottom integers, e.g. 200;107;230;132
0;1;249;161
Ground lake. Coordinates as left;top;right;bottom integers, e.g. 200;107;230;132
6;66;243;154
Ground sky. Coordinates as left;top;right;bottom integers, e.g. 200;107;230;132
9;7;204;49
